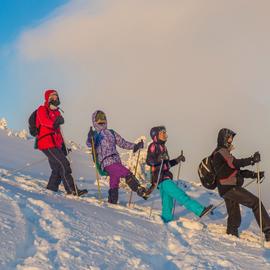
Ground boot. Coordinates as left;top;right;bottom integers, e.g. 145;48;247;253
137;186;149;200
67;186;88;197
108;188;119;204
226;227;239;238
125;174;148;200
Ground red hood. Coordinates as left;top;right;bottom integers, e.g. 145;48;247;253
44;89;58;106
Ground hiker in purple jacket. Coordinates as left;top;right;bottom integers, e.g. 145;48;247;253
86;110;148;204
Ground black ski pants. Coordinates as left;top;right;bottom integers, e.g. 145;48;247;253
223;186;270;234
42;148;75;193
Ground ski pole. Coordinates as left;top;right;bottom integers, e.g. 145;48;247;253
149;159;164;218
257;162;264;247
128;149;141;208
0;158;47;179
90;127;102;203
60;127;79;196
172;150;183;219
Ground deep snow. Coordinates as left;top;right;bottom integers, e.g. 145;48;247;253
0;128;270;270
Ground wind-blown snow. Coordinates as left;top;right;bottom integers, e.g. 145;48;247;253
0;128;270;269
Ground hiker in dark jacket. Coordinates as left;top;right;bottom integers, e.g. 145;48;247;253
212;128;270;240
86;110;148;204
146;126;213;223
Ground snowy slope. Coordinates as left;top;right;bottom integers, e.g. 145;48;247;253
0;128;270;270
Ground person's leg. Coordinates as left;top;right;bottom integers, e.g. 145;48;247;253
43;149;62;192
224;187;270;234
105;163;127;203
161;180;204;217
223;197;241;237
44;148;76;193
159;182;174;223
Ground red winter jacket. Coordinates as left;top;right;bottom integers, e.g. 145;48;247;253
36;90;64;150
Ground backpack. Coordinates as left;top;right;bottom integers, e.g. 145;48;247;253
28;110;39;137
91;129;116;177
198;155;217;190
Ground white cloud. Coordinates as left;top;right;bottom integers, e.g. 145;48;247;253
9;0;270;202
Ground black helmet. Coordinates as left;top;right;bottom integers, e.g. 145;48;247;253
217;128;236;148
150;126;166;141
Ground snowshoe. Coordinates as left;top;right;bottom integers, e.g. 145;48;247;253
67;189;88;197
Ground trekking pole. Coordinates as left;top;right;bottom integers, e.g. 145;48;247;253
172;150;183;219
0;158;47;179
60;127;79;196
90;127;102;203
149;159;164;218
128;149;141;208
256;162;264;247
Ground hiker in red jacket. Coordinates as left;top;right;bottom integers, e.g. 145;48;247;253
36;89;87;196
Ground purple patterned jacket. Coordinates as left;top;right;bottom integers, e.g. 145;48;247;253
86;110;135;169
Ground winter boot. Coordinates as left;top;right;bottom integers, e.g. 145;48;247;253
226;227;239;238
125;174;148;200
108;188;119;204
67;186;88;197
199;204;214;218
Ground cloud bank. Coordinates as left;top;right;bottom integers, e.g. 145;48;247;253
8;0;270;204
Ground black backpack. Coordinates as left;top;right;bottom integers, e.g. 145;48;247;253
198;155;217;190
28;110;39;137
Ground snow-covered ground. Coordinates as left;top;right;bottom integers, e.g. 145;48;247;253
0;128;270;269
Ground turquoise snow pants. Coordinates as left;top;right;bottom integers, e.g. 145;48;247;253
158;179;204;223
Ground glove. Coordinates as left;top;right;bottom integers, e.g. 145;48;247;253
176;154;186;163
53;116;64;129
241;170;264;180
251;151;261;164
252;171;265;180
133;140;144;153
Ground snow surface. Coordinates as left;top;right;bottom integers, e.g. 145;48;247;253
0;128;270;269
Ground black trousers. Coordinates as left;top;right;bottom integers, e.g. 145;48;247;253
223;186;270;234
42;148;75;193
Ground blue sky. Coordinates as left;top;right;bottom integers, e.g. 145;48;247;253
0;0;68;129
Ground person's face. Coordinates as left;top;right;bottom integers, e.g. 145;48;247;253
227;135;233;145
158;130;168;142
49;92;59;102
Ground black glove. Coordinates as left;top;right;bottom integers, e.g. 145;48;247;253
133;140;144;153
251;151;261;165
254;171;265;180
176;154;186;163
53;116;64;129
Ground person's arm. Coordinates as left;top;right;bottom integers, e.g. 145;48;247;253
218;148;252;169
114;131;135;150
86;129;93;148
232;156;253;169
